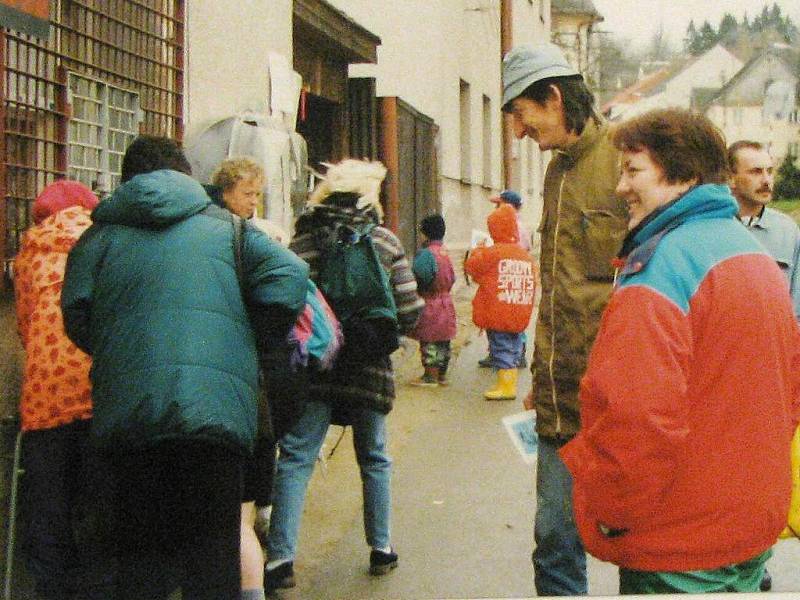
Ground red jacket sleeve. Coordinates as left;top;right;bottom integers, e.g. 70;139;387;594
791;324;800;427
560;286;692;529
464;247;490;281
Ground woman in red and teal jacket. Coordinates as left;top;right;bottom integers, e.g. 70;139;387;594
560;108;800;594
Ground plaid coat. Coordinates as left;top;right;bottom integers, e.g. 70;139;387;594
291;207;423;415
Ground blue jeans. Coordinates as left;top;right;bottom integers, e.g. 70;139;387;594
533;437;587;596
487;330;523;369
266;399;392;562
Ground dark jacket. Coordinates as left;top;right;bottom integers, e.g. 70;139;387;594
61;169;309;453
533;118;628;439
290;205;423;415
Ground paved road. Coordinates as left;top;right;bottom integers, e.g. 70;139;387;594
273;329;800;600
277;330;619;599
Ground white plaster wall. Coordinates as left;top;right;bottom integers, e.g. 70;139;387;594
330;0;516;248
184;0;292;140
333;1;500;183
182;0;551;250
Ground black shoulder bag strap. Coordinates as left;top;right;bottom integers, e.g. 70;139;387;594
231;212;245;290
200;204;246;290
200;205;274;441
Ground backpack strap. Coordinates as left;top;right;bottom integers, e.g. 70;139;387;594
200;204;245;292
231;213;244;290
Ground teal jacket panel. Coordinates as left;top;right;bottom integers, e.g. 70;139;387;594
62;170;308;453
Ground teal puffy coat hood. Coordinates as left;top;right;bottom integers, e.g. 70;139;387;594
62;170;309;453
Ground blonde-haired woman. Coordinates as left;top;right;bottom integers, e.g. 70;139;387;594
263;159;424;591
210;156;288;245
208;156;289;600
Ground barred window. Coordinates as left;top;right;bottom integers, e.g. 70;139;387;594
1;0;184;284
68;73;141;194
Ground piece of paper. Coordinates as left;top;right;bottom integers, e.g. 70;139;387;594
502;410;538;464
470;229;493;249
268;53;302;129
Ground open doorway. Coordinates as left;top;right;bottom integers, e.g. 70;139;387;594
297;93;340;173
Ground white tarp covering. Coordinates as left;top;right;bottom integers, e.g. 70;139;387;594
184;111;308;235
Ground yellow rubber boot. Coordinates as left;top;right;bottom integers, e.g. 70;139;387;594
484;368;518;400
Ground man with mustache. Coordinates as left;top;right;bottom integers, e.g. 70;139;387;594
729;141;800;323
729;140;800;592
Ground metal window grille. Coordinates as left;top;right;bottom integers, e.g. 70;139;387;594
1;0;184;282
68;72;141;193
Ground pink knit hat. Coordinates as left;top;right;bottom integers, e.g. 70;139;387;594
32;180;99;224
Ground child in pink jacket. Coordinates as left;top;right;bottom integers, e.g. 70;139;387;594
409;215;457;386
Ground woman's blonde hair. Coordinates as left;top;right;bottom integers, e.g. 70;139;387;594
211;156;265;191
307;159;387;220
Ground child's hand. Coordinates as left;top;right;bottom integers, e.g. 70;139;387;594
523;389;535;411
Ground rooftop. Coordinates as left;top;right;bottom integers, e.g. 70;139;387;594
551;0;601;17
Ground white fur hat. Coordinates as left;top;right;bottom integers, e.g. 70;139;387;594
308;159;387;220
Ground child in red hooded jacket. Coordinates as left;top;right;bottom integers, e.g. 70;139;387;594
465;203;537;400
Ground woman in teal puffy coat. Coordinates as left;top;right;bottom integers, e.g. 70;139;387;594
61;136;308;600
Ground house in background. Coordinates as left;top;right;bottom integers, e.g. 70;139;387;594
603;42;744;121
601;66;672;120
550;0;603;84
704;44;799;167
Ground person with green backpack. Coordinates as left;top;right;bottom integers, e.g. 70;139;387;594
263;159;423;592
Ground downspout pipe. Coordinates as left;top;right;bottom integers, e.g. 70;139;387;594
500;0;513;189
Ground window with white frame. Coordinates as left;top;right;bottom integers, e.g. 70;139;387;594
68;73;142;194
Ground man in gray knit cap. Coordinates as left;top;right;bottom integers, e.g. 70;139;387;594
502;43;627;595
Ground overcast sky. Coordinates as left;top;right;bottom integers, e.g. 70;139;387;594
591;0;800;49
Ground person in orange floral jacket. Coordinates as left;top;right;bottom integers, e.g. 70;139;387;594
14;180;112;599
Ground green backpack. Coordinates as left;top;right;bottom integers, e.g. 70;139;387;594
316;222;399;364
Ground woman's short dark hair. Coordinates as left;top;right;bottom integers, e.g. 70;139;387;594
613;108;729;185
121;135;192;183
507;75;596;136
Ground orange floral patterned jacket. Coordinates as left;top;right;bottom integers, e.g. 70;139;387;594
14;206;94;431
